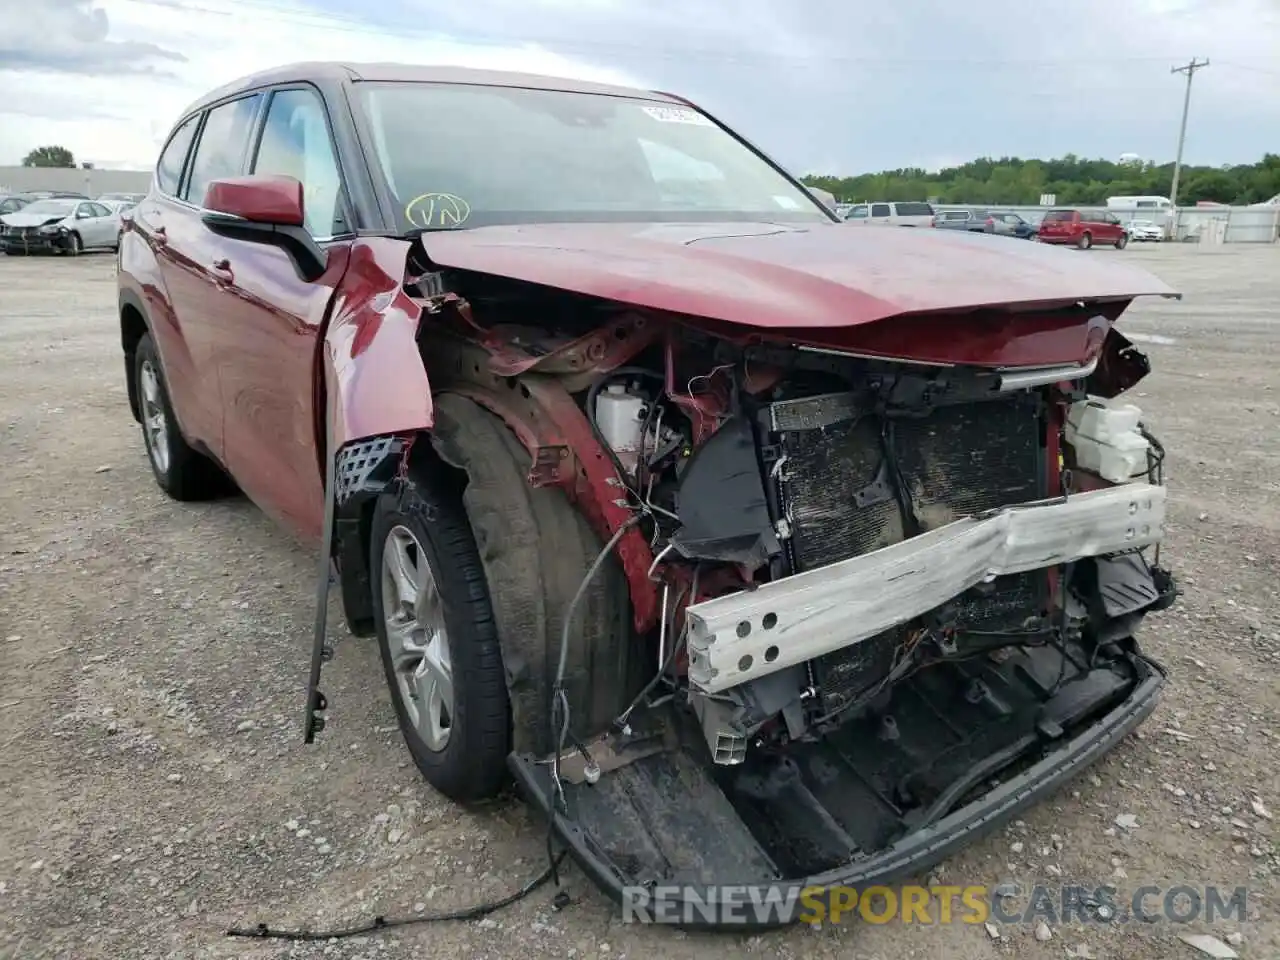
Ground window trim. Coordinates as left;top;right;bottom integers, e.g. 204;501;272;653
181;91;268;207
246;82;357;242
154;111;203;201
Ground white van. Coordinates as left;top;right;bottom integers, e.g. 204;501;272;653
845;201;935;227
1106;196;1171;210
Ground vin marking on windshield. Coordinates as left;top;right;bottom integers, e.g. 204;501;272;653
405;192;472;229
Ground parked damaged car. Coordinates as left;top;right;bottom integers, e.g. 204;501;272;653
118;62;1180;926
1;197;122;255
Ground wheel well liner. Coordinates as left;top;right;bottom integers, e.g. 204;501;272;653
425;392;644;756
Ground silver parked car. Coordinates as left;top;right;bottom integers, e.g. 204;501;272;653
0;198;121;255
1126;219;1164;242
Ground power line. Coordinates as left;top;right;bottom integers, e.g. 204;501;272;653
1168;57;1209;217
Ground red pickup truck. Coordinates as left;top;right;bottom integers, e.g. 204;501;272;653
1037;209;1129;250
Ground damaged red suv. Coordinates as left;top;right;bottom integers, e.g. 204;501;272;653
118;62;1180;925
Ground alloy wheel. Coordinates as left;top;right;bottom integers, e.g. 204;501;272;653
139;360;171;475
381;525;454;751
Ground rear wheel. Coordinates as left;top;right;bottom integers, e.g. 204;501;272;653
1078;232;1093;250
133;334;230;500
370;467;511;805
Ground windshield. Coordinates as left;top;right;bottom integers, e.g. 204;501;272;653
354;81;832;230
16;200;75;217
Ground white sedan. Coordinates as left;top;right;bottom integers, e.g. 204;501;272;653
1126;219;1164;242
0;198;121;255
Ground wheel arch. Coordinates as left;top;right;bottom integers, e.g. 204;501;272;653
334;397;644;756
119;288;151;423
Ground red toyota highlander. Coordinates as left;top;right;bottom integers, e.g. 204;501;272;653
117;62;1180;926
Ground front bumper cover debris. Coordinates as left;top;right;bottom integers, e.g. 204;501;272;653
511;656;1166;930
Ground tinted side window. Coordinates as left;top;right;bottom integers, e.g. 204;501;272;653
251;87;347;238
156;114;200;197
870;203;891;217
895;202;933;216
184;94;264;206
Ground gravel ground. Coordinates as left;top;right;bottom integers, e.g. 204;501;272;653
0;243;1277;960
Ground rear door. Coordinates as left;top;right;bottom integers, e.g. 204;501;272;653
892;201;933;226
140;94;265;459
215;84;353;541
128;114;218;446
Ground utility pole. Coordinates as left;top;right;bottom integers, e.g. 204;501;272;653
1168;58;1209;214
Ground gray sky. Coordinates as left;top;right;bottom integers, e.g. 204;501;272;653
1;0;1277;172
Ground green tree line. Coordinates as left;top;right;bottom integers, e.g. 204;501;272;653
803;154;1280;206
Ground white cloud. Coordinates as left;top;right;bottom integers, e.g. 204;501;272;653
0;0;643;167
1;0;1276;172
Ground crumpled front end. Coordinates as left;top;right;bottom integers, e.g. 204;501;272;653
393;251;1178;927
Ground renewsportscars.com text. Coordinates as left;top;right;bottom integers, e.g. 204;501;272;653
620;883;1249;927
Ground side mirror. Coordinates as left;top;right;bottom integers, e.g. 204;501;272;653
200;175;327;283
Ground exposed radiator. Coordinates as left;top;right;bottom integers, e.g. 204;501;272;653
762;392;1047;710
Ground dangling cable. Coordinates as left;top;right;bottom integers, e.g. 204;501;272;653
544;516;640;891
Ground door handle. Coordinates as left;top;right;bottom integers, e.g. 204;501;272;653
210;258;234;285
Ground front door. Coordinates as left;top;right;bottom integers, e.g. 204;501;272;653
72;201;113;247
215;84;353;542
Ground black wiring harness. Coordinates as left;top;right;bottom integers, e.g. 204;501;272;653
226;850;568;942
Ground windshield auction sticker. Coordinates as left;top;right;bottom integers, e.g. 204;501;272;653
641;105;713;126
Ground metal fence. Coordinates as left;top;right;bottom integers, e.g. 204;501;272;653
931;203;1280;243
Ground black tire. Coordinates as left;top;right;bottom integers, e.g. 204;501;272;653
369;468;511;805
133;334;229;500
1078;232;1093;250
63;232;83;256
1115;233;1129;250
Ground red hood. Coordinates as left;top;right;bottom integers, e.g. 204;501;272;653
418;221;1179;331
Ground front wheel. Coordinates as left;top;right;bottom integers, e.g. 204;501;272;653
62;232;83;256
370;469;511;805
1115;233;1129;249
